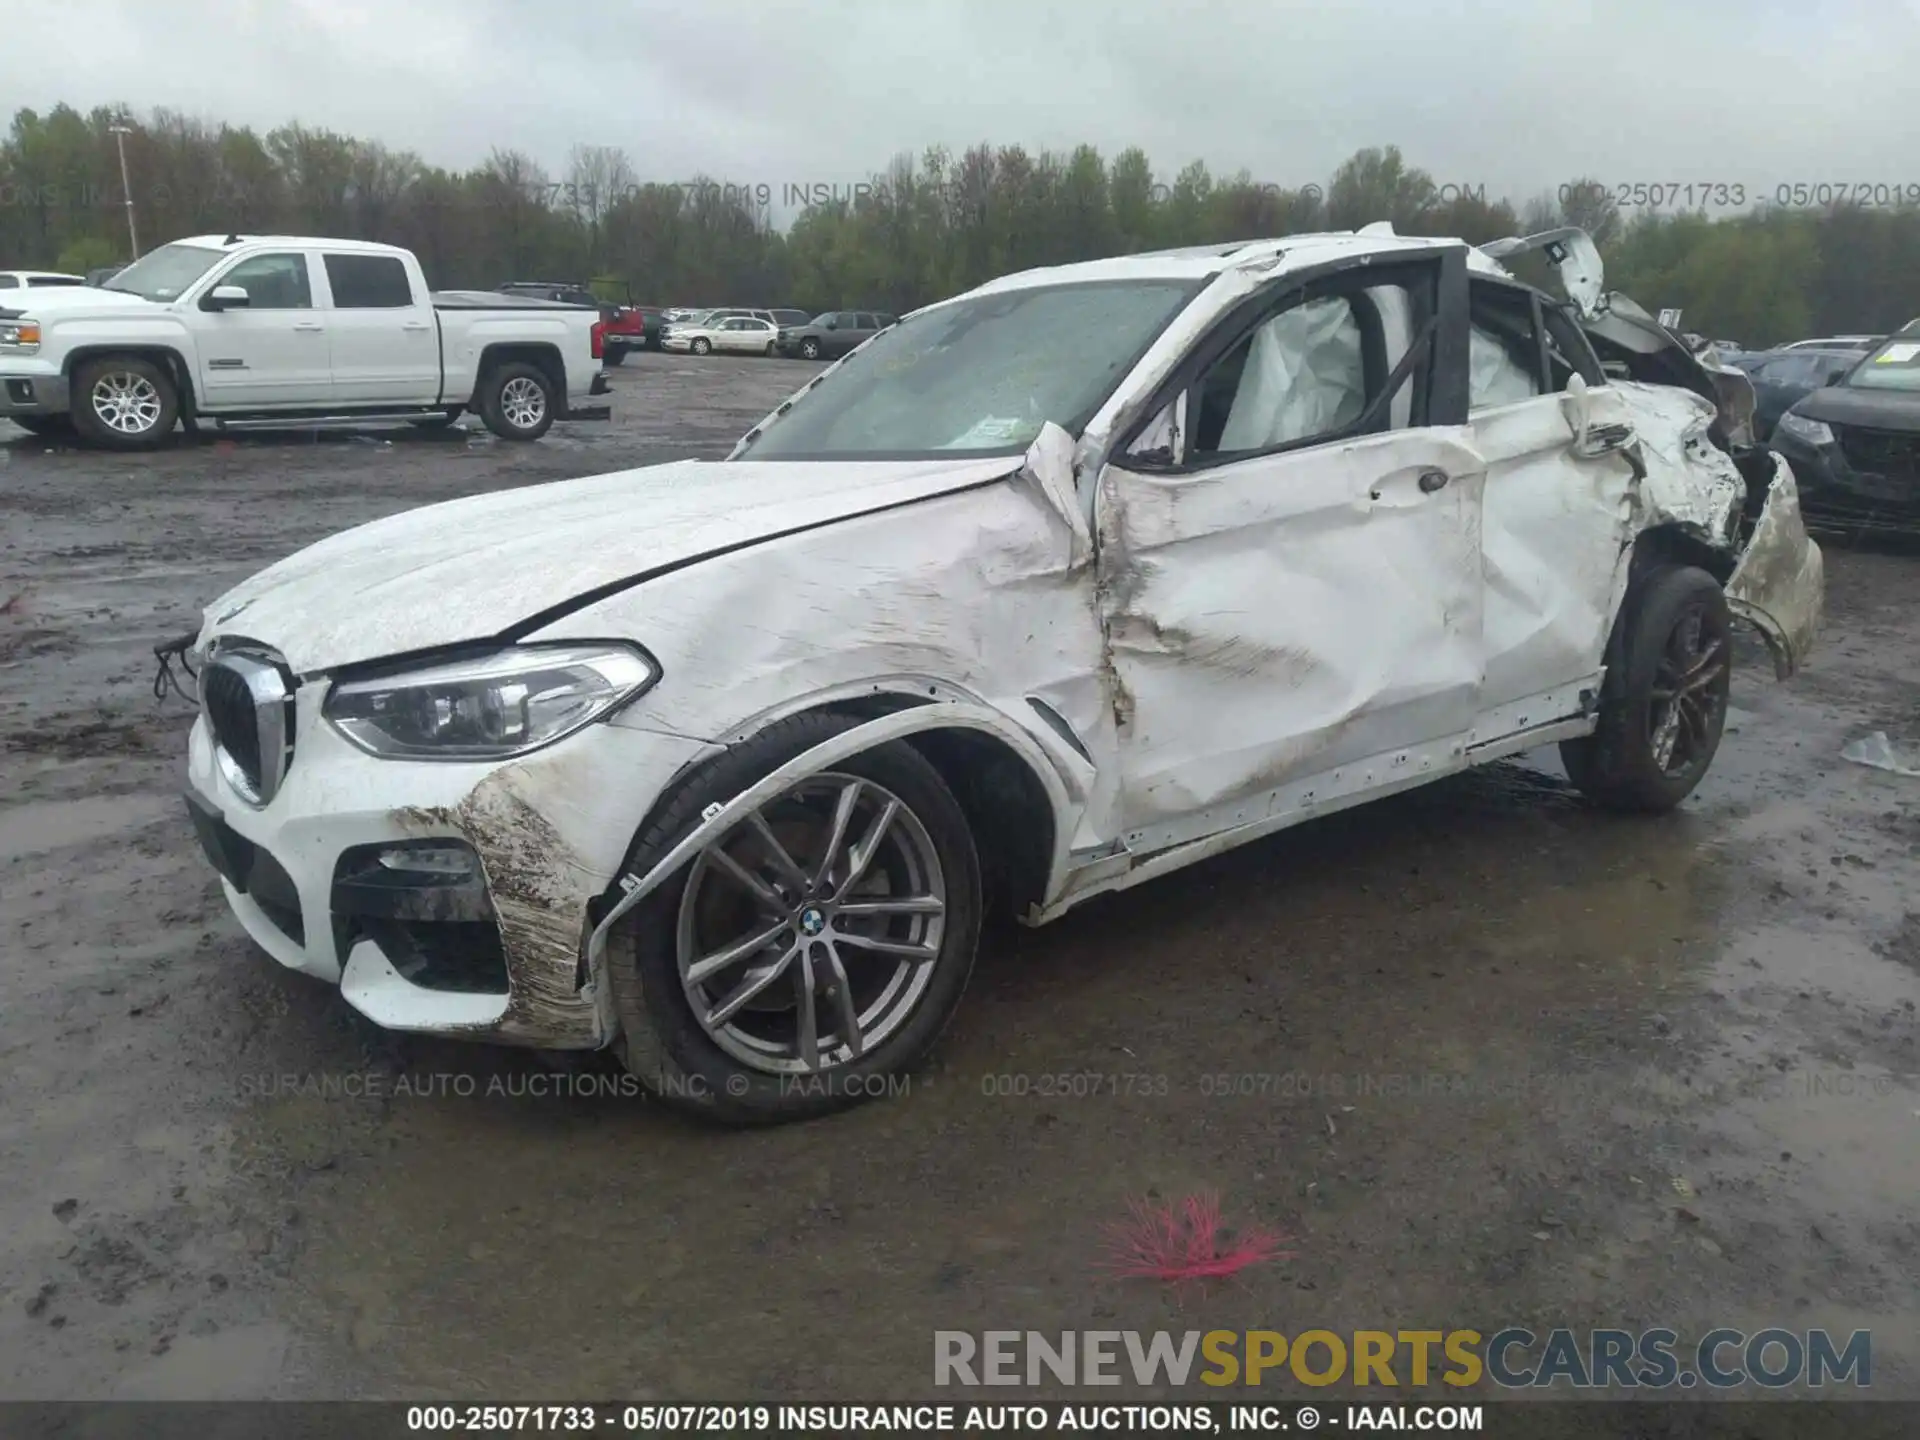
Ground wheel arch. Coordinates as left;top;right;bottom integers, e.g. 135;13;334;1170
471;342;565;406
63;344;199;417
584;697;1085;1007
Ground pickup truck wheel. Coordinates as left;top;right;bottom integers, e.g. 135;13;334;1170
71;356;178;451
1560;565;1732;812
604;345;628;367
799;337;822;360
607;711;983;1125
478;363;555;441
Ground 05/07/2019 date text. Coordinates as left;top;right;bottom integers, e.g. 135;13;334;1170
408;1405;774;1432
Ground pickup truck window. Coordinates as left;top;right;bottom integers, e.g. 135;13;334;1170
324;254;414;309
221;253;313;309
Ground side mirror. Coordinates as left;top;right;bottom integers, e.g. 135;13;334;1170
203;285;251;311
824;317;839;330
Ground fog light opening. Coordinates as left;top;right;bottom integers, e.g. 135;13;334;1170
377;843;477;878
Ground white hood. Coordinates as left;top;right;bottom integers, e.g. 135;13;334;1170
200;455;1023;673
0;285;160;316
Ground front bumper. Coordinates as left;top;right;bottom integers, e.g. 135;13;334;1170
661;337;693;352
1770;426;1920;535
185;693;717;1048
0;360;70;418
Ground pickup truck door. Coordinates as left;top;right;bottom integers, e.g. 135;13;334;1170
191;251;333;409
317;252;442;405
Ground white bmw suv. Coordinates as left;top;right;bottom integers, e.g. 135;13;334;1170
178;225;1822;1124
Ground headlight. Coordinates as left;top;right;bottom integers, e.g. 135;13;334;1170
0;320;40;350
1778;412;1834;445
324;643;658;760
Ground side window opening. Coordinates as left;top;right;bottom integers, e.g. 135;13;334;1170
1468;282;1542;410
323;254;414;309
1185;265;1437;461
219;253;312;310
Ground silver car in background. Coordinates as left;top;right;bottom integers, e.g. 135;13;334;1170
662;314;780;356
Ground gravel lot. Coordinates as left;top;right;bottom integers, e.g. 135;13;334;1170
2;350;1916;1406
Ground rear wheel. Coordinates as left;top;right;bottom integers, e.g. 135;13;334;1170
70;355;178;451
608;712;983;1125
1560;565;1732;811
477;362;555;441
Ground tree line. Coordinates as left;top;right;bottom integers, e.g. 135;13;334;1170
5;103;1919;349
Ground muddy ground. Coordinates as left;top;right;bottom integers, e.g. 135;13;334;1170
1;351;1916;1410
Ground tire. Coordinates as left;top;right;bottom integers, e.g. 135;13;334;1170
477;362;555;441
689;337;712;356
1560;565;1732;812
604;345;628;367
607;711;983;1125
8;414;73;438
70;355;178;451
764;341;777;357
799;337;822;360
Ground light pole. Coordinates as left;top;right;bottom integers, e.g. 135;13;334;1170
108;122;139;258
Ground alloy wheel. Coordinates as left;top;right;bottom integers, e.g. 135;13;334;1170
500;376;546;430
1648;603;1728;776
91;371;163;436
674;773;947;1074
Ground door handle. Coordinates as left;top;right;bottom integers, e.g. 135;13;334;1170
401;322;431;333
293;323;323;333
1418;469;1449;493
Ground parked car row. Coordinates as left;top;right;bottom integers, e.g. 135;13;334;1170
657;306;900;359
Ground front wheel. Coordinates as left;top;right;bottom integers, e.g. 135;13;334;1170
799;338;822;360
477;362;555;441
689;337;712;356
70;356;179;451
1561;565;1732;812
608;712;983;1125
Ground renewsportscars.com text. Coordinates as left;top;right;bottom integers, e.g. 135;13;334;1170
934;1328;1870;1389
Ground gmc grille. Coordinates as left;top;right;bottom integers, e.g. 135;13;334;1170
1835;424;1920;487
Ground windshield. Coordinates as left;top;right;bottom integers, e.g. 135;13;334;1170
741;279;1200;459
104;243;223;302
1844;337;1920;392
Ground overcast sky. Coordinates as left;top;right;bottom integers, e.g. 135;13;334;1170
10;0;1920;218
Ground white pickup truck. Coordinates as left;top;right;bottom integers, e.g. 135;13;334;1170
0;234;611;448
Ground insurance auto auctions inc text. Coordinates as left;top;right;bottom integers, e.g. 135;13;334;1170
934;1327;1871;1391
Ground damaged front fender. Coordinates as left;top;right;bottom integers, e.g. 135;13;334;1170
1726;453;1824;679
